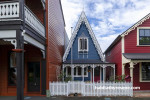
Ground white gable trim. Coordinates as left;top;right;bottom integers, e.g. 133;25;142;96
63;11;104;62
121;13;150;36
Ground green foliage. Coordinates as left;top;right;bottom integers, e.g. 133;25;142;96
115;74;126;82
58;71;72;82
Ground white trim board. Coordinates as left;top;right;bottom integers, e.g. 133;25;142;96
0;30;16;39
24;33;45;50
63;11;104;62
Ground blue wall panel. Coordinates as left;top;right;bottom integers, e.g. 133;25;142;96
66;22;101;61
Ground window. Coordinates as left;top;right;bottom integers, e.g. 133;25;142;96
141;62;150;81
74;67;88;77
139;29;150;45
78;38;88;52
8;52;17;86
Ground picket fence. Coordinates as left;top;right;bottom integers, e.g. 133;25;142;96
49;81;133;97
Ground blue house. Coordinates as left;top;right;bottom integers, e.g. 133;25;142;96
63;11;115;82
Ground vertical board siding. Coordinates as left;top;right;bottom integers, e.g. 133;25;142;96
47;0;66;90
105;39;122;76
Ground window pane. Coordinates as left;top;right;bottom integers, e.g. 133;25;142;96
139;37;150;45
142;62;150;81
74;67;76;75
78;67;81;75
145;30;150;36
68;67;71;75
84;67;87;75
139;29;144;36
80;39;82;50
8;52;17;86
85;39;87;50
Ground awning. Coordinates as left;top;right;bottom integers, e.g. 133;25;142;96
123;53;150;60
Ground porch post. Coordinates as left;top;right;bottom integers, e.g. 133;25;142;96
71;65;74;81
93;64;94;82
122;64;125;75
103;65;105;82
16;30;24;100
82;65;84;81
130;62;134;82
113;65;115;81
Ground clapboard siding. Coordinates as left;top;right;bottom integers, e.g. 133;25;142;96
46;0;66;90
125;18;150;53
105;39;122;76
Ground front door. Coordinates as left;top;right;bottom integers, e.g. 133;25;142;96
28;62;40;92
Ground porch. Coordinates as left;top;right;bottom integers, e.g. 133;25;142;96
122;53;150;90
63;62;115;82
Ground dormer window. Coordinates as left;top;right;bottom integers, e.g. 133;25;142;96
78;38;88;52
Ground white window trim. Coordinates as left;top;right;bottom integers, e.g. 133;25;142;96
78;37;89;52
66;67;88;77
139;62;150;82
137;27;150;46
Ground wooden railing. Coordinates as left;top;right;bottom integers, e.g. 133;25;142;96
0;1;19;18
49;81;133;97
24;6;45;37
0;1;45;37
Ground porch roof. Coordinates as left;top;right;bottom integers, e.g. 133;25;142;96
63;59;113;64
123;53;150;60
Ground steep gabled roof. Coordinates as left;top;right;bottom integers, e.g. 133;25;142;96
105;13;150;53
63;11;104;62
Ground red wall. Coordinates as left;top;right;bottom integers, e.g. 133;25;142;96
125;19;150;53
105;39;122;76
46;0;66;90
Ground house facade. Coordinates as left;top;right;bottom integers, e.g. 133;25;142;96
63;11;115;82
0;0;67;98
105;13;150;90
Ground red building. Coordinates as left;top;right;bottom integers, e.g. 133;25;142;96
105;13;150;91
0;0;67;98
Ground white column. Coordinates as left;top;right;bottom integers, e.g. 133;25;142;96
103;66;105;82
93;65;94;82
82;65;84;81
122;64;125;75
71;65;74;81
130;62;134;82
113;65;115;81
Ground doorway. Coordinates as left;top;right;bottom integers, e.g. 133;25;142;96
27;62;40;92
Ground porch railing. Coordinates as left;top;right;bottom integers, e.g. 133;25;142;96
0;1;19;18
49;81;133;97
0;1;45;37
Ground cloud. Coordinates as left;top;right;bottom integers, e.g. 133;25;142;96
61;0;150;52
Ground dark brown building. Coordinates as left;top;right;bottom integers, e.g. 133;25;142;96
0;0;68;98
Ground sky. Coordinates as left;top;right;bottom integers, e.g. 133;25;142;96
61;0;150;52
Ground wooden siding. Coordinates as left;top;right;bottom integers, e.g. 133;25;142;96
26;0;44;24
125;63;150;90
46;0;66;90
125;18;150;53
66;23;101;60
0;44;42;96
105;39;122;76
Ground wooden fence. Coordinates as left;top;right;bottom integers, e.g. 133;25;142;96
49;81;133;97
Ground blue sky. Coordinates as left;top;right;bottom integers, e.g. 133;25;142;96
61;0;150;52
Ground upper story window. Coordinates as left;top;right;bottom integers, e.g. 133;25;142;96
139;29;150;45
78;38;88;52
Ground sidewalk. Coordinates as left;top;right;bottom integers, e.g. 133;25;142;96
0;96;49;100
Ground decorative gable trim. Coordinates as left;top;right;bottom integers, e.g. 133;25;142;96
121;13;150;36
63;11;104;62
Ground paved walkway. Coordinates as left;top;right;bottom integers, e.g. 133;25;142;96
1;96;150;100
